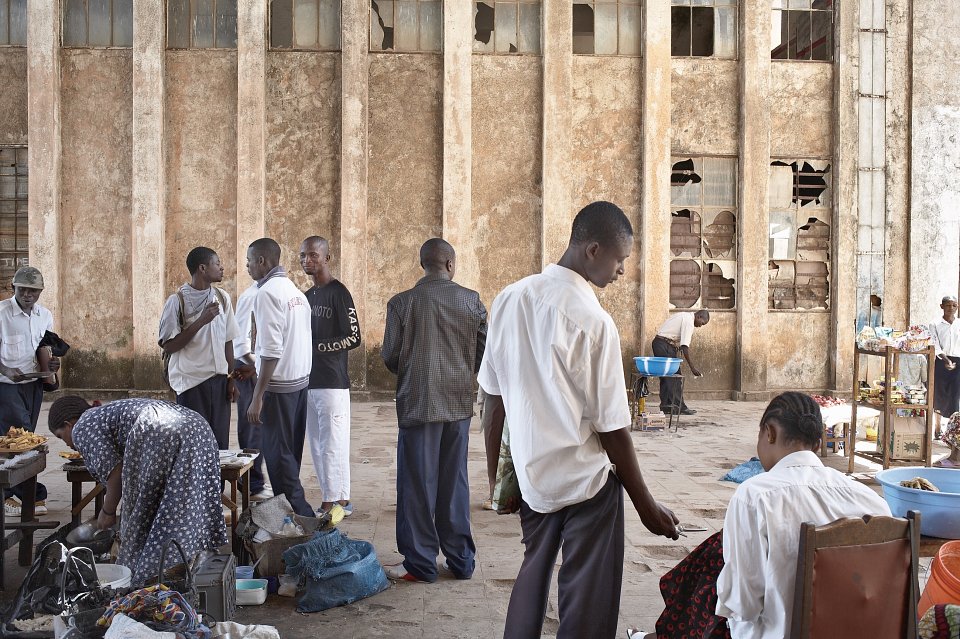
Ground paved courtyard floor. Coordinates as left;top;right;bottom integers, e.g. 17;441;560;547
2;399;950;637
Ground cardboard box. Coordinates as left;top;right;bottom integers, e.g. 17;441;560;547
879;415;927;460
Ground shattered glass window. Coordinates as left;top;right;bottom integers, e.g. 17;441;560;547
370;0;441;52
270;0;341;50
671;0;737;59
473;1;540;55
768;159;832;310
62;0;133;47
0;0;26;46
167;0;237;49
572;0;641;56
0;147;28;292
771;0;833;61
669;156;738;310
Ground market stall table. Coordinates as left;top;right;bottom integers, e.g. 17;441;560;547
0;449;59;588
818;403;881;458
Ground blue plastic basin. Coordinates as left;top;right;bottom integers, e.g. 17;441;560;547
634;357;682;377
874;467;960;539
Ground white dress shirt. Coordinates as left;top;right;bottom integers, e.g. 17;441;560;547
930;317;960;358
657;313;695;347
233;282;258;362
715;450;892;639
0;297;53;384
477;264;631;514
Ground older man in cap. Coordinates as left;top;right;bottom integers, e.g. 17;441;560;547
931;294;960;438
0;266;61;515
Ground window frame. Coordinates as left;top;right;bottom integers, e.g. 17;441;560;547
62;0;133;48
472;0;542;56
669;0;738;60
767;157;833;312
166;0;238;50
571;0;642;58
268;0;342;51
0;146;29;298
770;0;834;63
0;0;27;47
669;155;739;312
369;0;443;54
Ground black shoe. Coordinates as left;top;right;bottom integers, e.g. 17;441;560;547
680;407;697;415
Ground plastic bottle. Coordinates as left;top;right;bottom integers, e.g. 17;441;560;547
279;515;303;537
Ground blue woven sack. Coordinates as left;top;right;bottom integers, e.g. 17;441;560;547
282;528;390;612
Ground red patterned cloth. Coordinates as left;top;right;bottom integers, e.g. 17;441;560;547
655;531;732;639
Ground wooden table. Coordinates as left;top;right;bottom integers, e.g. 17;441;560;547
0;450;59;588
64;452;256;561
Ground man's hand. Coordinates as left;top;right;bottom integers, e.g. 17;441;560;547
196;302;221;327
946;357;957;372
48;356;61;373
691;368;703;378
233;363;256;381
247;394;264;425
227;378;239;402
7;367;27;382
640;502;680;540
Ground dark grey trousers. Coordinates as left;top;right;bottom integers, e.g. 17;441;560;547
176;374;231;449
652;337;687;412
504;473;625;639
234;368;265;494
261;388;313;517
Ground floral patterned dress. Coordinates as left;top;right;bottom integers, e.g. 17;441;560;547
72;398;227;586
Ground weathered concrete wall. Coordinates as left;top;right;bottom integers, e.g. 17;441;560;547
671;59;738;155
164;52;238;298
766;313;830;390
571;57;643;350
365;54;443;388
769;63;833;159
909;0;960;322
470;56;542;307
0;50;27;144
688;311;737;393
265;52;341;289
59;50;134;388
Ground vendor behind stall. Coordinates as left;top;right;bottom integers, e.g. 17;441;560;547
930;294;960;438
48;397;227;586
652;310;709;415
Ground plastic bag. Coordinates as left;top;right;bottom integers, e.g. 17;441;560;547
281;529;389;613
491;421;520;514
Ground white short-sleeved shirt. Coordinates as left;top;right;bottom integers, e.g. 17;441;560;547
477;264;631;514
233;282;258;363
0;297;53;384
930;317;960;358
715;450;892;639
158;285;241;394
656;312;695;347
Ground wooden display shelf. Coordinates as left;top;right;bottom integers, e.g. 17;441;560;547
848;345;936;473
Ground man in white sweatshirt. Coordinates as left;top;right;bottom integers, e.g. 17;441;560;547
245;238;314;516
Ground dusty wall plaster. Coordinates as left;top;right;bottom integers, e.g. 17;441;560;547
0;50;27;145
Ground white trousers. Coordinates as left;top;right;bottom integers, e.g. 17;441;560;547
306;388;352;502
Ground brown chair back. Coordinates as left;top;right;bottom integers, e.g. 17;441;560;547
790;510;920;639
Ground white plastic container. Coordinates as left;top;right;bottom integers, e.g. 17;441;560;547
95;563;132;589
236;578;268;605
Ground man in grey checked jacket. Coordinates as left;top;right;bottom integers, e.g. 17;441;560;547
381;238;487;583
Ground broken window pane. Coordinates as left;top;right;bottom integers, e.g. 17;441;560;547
473;2;495;52
672;0;735;58
370;0;393;50
670;260;701;309
703;210;736;259
703;262;736;309
572;3;594;54
768;159;832;310
593;3;617;55
371;0;440;52
670;158;703;207
495;1;518;53
671;210;702;258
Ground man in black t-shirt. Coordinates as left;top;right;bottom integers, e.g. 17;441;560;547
299;236;362;516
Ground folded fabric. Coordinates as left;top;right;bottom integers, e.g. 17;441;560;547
98;585;210;639
720;458;764;484
210;622;281;639
105;613;177;639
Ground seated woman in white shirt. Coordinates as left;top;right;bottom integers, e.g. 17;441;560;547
629;392;891;639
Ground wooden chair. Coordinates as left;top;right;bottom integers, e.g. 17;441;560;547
790;510;921;639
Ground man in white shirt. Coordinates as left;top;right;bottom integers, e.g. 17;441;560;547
479;201;679;639
232;281;269;500
652;310;709;415
245;238;314;517
930;294;960;437
159;247;240;449
0;266;59;515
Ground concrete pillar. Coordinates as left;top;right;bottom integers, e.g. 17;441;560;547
27;0;62;325
638;0;671;349
733;0;771;399
830;0;861;394
540;0;573;265
340;0;369;387
441;0;476;291
131;0;166;388
236;0;267;281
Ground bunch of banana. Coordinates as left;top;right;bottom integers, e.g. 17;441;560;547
0;427;47;451
899;477;939;492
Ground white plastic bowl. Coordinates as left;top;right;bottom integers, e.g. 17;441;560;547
236;578;268;605
95;563;132;589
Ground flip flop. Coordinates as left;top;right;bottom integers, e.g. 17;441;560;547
934;458;960;468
